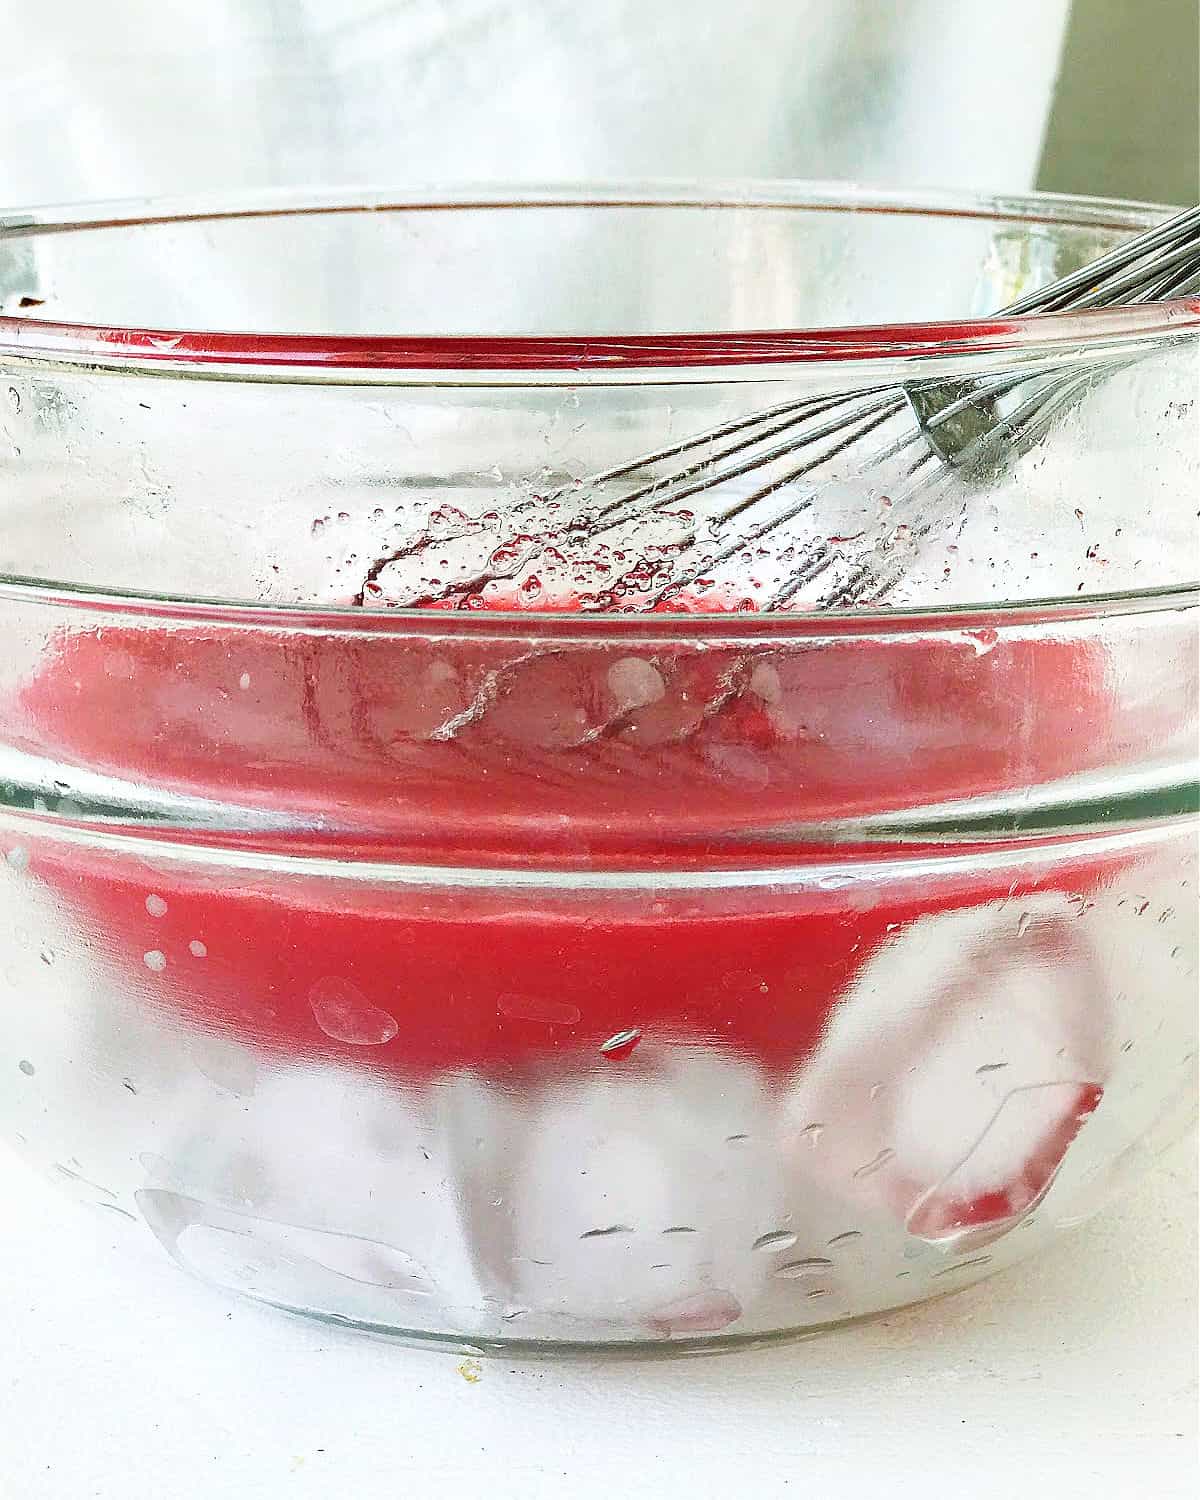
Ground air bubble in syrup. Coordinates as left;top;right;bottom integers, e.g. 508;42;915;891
145;894;168;917
143;950;167;972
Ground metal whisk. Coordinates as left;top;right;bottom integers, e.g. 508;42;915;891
360;204;1200;612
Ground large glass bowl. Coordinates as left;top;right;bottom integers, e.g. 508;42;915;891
0;184;1196;1352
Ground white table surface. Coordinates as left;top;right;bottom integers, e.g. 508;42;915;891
1;1132;1195;1499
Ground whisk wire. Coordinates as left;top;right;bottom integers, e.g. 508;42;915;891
999;204;1200;315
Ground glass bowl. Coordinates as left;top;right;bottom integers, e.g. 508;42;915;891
0;184;1196;1352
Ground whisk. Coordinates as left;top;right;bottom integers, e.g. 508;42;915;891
360;204;1200;612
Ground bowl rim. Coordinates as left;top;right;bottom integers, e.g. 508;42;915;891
1;180;1199;381
0;571;1196;636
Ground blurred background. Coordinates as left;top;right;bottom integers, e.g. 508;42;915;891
0;0;1195;209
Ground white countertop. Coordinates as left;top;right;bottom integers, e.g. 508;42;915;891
1;1130;1194;1499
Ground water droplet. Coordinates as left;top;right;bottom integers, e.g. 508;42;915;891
336;511;350;524
931;1255;994;1279
646;1289;741;1336
18;1059;34;1076
1016;911;1033;936
800;1123;825;1146
311;517;327;537
5;846;29;871
97;1202;137;1222
55;1163;116;1199
39;949;55;966
238;672;251;691
189;939;208;958
308;977;398;1046
145;893;168;917
853;1148;896;1179
752;1230;799;1254
6;386;20;412
137;1190;433;1297
189;1038;257;1096
457;1359;482;1383
975;1061;1009;1076
805;1287;831;1299
827;1230;863;1247
869;1082;885;1101
725;1133;750;1145
497;994;581;1026
143;950;167;972
661;1225;697;1236
580;1224;634;1239
599;1027;641;1058
775;1257;834;1279
122;1078;138;1094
